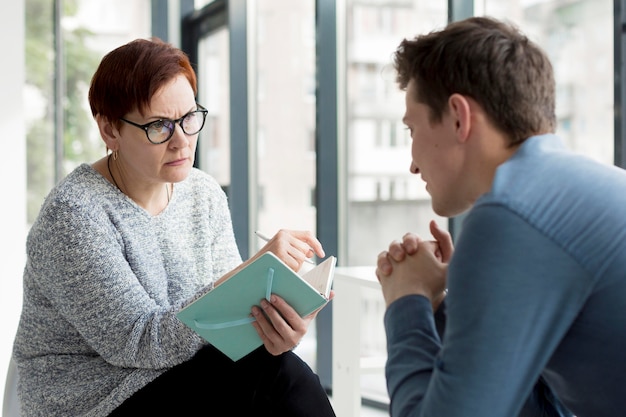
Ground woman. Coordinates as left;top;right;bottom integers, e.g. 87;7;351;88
13;38;336;417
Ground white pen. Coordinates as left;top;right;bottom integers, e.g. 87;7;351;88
254;230;316;264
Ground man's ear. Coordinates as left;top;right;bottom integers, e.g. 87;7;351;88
95;115;120;152
448;93;471;143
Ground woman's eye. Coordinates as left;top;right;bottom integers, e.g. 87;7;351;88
150;121;165;130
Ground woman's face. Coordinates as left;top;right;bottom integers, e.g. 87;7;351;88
115;74;199;188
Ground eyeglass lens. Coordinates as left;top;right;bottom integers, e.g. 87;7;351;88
147;111;205;143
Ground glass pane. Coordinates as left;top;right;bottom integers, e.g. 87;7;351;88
479;0;614;164
62;0;152;173
197;28;231;189
253;0;318;369
344;0;449;403
25;0;151;224
345;1;449;268
25;0;55;223
254;0;317;240
195;0;217;9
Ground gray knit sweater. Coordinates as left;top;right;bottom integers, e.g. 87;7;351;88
13;164;242;416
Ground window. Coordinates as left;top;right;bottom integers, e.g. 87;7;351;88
343;0;449;404
24;0;150;223
480;0;614;164
254;0;317;238
197;27;231;186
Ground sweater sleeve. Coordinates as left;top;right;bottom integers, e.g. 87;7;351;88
25;197;205;369
384;204;589;417
24;174;243;370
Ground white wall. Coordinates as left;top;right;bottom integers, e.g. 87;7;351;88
0;0;26;405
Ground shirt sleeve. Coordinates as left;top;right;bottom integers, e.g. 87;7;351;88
429;298;572;417
518;377;574;417
384;204;590;417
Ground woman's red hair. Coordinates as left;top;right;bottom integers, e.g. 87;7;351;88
88;38;197;123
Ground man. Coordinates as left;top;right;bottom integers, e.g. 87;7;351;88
376;16;626;417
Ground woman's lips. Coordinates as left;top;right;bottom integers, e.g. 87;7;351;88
166;157;188;166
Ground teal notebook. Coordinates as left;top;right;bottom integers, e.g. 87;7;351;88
177;252;337;361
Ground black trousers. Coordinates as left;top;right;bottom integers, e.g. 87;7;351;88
108;345;336;416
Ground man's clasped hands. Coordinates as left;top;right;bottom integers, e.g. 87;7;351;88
376;220;454;311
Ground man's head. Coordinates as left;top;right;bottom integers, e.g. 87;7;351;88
394;16;556;147
394;17;556;217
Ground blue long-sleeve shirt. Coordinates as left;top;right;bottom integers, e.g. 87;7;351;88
384;134;626;417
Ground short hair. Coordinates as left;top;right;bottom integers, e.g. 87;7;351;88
393;16;556;146
88;38;197;124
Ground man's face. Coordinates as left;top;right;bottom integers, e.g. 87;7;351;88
402;80;470;217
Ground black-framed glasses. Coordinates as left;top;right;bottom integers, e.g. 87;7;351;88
120;104;208;144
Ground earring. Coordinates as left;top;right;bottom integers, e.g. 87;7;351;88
113;150;118;160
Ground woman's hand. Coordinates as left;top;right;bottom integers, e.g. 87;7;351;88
255;229;325;272
247;229;328;355
214;229;325;287
251;291;335;355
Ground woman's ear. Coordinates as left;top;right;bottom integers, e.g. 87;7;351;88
95;115;120;152
448;93;471;143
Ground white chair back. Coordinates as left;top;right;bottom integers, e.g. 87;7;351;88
2;358;21;417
